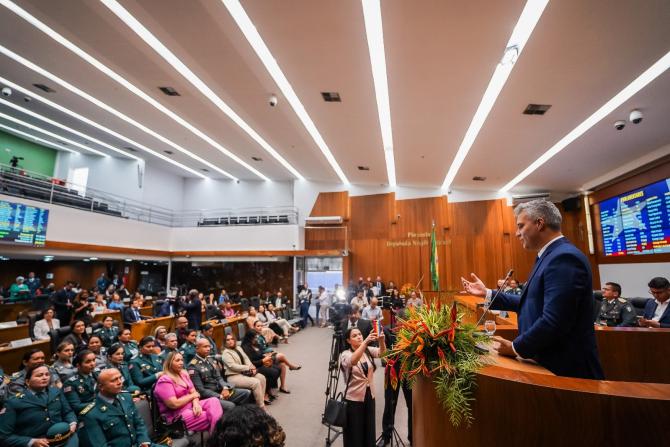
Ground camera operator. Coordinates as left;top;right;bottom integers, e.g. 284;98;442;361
9;155;24;169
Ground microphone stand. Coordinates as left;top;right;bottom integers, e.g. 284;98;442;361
475;270;514;328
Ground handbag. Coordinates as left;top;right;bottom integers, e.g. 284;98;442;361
154;415;187;440
323;365;353;428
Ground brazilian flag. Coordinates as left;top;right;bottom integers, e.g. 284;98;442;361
430;222;439;291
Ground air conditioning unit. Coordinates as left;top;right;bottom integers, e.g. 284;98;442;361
511;192;551;206
305;216;343;225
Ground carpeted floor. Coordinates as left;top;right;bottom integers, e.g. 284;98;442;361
264;325;410;447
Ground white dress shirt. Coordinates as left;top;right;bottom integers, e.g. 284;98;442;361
652;299;669;321
33;318;60;340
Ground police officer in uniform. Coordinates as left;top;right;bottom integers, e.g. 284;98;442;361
9;349;61;393
119;328;139;362
0;365;78;447
129;336;164;394
82;368;167;447
188;339;251;412
598;282;637;327
159;333;178;363
105;343;141;394
178;329;197;364
63;350;98;414
93;316;119;348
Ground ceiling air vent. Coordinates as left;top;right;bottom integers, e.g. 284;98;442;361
124;146;138;152
523;104;552;115
358;166;370;171
251;156;263;162
201;168;209;172
159;86;181;96
163;150;174;155
321;92;341;102
472;176;486;181
33;83;55;93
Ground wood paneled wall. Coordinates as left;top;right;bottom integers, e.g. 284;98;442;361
306;192;599;290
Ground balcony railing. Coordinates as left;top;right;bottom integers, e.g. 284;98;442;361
0;163;298;227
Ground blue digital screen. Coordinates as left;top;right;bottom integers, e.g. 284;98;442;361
599;178;670;256
0;199;49;246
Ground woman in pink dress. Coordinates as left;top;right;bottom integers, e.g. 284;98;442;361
153;351;223;433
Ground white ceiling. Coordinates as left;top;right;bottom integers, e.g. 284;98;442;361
0;0;668;194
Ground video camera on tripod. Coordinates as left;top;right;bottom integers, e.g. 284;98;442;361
9;155;24;168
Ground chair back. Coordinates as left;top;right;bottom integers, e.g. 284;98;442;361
50;325;72;353
224;326;233;337
592;290;604;323
237;322;246;340
628;297;652;316
250;297;260;310
240;298;249;311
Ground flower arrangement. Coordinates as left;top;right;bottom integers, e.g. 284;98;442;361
399;283;416;297
384;301;490;427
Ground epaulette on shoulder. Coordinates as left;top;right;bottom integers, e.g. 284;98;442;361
15;392;24;398
189;358;198;365
11;371;21;378
617;297;627;303
80;402;95;415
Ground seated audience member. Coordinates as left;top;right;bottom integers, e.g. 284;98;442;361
63;319;89;353
179;328;198;364
93;315;118;348
72;291;93;325
117;284;131;300
175;316;190;346
154;351;223;434
221;333;267;409
251;320;302;372
362;297;383;321
26;272;41;297
639;276;670;328
8;275;30;301
104;284;116;300
218;289;230;304
504;279;523;294
157;296;174;317
53;341;77;382
207;302;225;321
33;307;60;340
188;339;252;412
274;291;285;309
118;328;139;362
92;294;107;313
597;282;636;327
257;304;287;342
241;330;281;401
9;349;61;393
207;404;286;447
350;290;369;309
266;303;298;335
247;306;280;345
405;290;424;308
222;301;237;318
81;368;159;446
123;297;147;325
200;323;218;353
107;292;124;311
0;365;78;447
153;325;168;351
160;333;179;362
130;336;164;393
86;335;107;371
63;350;98;415
104;343;140;394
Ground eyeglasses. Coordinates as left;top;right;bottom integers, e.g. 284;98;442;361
649;289;667;296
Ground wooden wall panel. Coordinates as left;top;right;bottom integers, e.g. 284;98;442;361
349;193;395;240
309;191;350;220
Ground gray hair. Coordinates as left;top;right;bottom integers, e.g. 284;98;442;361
165;333;177;341
16;276;25;283
514;199;562;231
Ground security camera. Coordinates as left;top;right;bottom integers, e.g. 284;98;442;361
614;120;626;131
629;109;643;124
268;94;278;107
1;87;11;97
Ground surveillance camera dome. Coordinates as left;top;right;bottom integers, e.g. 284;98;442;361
268;94;278;107
629;109;643;124
1;87;12;97
614;120;626;131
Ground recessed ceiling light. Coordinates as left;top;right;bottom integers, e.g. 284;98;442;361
125;258;133;262
221;0;348;184
251;156;262;162
0;122;76;153
442;0;549;191
0;97;141;160
362;0;396;188
158;86;180;96
501;49;670;192
89;257;99;261
0;75;206;178
321;92;341;102
83;258;90;262
32;83;55;93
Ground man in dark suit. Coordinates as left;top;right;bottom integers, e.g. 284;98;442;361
335;304;373;339
53;281;75;324
122;298;147;326
639;277;670;328
462;199;604;380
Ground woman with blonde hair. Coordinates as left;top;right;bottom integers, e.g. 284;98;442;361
153;351;223;433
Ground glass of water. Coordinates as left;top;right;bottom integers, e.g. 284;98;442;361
484;320;496;336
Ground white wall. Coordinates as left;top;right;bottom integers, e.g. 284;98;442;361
181;179;293;211
170;225;300;251
598;262;670;297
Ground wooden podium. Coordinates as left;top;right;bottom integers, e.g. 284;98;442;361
413;349;670;446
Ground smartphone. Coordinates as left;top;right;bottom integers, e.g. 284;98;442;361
372;320;382;335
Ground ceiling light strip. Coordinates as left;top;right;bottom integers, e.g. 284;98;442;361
221;0;349;184
361;0;396;188
500;50;670;192
0;110;108;156
0;2;240;180
0;98;141;160
0;75;207;178
0;122;76;153
0;45;231;179
441;0;549;190
101;0;295;181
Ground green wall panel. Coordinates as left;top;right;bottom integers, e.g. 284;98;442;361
0;129;57;176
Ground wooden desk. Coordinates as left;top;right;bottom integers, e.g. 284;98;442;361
0;324;29;344
454;295;518;325
0;339;51;374
91;310;121;323
203;317;246;350
129;316;175;342
0;301;33;322
413;348;670;446
139;306;153;318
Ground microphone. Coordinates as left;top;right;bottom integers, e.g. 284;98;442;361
475;269;514;328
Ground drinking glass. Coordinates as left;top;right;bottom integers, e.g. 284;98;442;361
484;320;496;336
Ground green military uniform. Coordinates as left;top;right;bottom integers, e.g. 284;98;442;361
94;326;119;348
129;353;163;393
179;341;196;364
0;368;9;410
8;366;61;394
257;333;274;354
122;340;140;362
104;362;141;394
0;387;77;447
598;297;637;327
81;393;165;447
63;371;98;415
187;355;251;411
158;347;176;363
53;359;78;382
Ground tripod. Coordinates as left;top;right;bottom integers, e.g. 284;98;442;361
322;330;344;446
376;427;406;447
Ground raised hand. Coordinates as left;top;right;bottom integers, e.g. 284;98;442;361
461;273;487;297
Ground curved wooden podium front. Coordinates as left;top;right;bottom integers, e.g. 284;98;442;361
413;353;670;446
